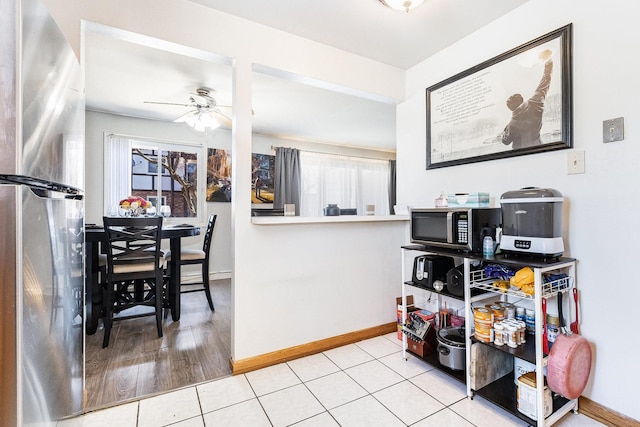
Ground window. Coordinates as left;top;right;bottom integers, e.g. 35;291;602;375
299;151;390;216
104;134;205;223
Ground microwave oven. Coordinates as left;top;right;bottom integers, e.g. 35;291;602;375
410;208;501;252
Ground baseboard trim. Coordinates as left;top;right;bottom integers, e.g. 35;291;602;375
230;322;397;375
210;271;232;280
227;326;639;425
579;396;640;426
180;271;232;283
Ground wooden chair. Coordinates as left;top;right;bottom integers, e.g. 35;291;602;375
165;215;217;311
102;216;164;348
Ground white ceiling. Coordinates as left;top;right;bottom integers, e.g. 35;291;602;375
189;0;528;69
85;0;528;151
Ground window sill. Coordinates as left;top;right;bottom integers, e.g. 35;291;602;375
251;214;409;225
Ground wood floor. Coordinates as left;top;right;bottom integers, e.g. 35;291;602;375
84;279;231;410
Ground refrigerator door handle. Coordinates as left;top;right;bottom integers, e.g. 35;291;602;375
0;174;83;200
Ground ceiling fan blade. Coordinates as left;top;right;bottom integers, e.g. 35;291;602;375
144;101;193;107
190;93;213;106
213;109;232;128
173;109;198;123
217;105;255;116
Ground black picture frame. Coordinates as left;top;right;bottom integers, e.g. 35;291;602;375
426;24;572;169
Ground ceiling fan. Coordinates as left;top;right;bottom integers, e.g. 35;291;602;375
144;87;232;131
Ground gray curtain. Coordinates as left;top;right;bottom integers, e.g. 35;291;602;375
274;147;301;215
388;159;396;214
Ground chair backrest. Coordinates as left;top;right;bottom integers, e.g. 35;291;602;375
202;214;217;258
103;216;163;276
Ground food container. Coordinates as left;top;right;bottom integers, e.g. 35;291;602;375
546;314;560;349
437;327;466;370
514;357;536;384
499;187;564;257
500;302;516;319
493;322;505;346
491;305;505;323
474;307;494;342
506;323;519;348
323;204;340;216
525;309;535;334
517;372;552;420
447;192;490;208
474;307;493;322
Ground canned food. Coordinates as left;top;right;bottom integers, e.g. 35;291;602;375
525;309;535;334
474;328;494;343
491;305;505;323
546;315;559;347
501;302;516;319
474;307;493;322
515;306;526;322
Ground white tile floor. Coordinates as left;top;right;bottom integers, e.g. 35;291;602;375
58;333;605;427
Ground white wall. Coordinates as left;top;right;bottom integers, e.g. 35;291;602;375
53;0;407;373
398;0;640;420
85;111;233;278
252;133;396;160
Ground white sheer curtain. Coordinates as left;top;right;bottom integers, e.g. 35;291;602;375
299;151;390;216
103;134;132;215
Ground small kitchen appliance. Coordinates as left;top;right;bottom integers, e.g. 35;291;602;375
499;187;564;257
411;255;454;289
446;264;466;297
410;207;501;252
437;327;466;370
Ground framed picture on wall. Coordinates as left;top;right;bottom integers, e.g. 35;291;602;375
426;24;573;169
206;148;232;202
251;153;275;204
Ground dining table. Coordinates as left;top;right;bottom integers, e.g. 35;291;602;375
84;222;201;335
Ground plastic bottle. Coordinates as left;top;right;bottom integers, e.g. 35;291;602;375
483;236;495;257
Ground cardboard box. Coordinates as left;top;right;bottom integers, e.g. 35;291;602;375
413;309;435;323
517;372;552;421
514;357;536;385
396;295;415;340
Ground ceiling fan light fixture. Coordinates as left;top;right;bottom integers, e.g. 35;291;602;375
183;109;221;132
379;0;424;12
147;87;230;132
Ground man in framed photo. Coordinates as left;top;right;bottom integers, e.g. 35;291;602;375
500;49;553;150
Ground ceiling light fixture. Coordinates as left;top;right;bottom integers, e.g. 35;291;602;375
180;107;222;132
379;0;425;12
145;87;232;132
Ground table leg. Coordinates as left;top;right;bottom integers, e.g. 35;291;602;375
85;240;100;335
169;236;181;320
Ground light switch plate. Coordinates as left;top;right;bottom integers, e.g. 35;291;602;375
567;150;585;175
603;117;624;143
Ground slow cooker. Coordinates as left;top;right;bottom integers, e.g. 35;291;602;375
437;327;466;371
499;187;564;257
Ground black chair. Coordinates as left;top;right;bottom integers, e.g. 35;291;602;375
166;214;217;311
102;216;164;348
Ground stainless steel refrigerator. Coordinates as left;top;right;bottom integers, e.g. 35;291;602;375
0;0;85;424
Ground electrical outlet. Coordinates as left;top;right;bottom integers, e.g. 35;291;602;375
567;150;585;174
603;117;624;143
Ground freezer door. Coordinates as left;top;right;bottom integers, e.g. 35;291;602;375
22;0;84;191
21;186;84;423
